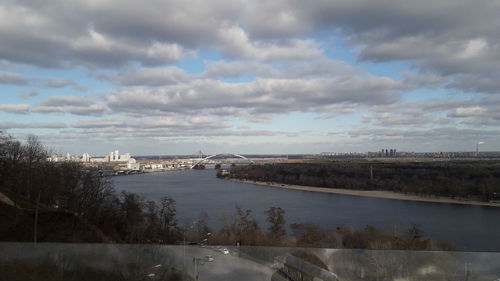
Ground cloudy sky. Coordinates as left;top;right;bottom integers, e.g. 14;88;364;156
1;0;500;155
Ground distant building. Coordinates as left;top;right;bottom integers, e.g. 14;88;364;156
90;157;107;163
82;153;91;162
107;150;133;162
380;148;397;157
120;152;131;161
127;162;141;170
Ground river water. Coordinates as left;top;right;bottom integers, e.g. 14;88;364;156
112;169;500;251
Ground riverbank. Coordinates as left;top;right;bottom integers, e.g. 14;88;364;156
230;178;500;207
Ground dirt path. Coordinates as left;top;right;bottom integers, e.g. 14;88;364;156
231;178;500;207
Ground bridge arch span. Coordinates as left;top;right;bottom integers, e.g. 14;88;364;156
191;153;253;169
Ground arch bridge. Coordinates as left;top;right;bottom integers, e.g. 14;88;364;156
190;153;254;169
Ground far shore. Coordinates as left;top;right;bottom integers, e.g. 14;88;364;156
229;178;500;207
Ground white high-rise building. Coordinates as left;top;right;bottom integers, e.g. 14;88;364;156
120;153;131;161
108;150;132;162
82;153;91;162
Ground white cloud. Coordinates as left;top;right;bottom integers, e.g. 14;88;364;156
449;106;488;118
0;104;30;114
217;26;322;61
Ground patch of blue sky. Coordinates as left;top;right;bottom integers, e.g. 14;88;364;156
402;87;480;103
358;60;409;81
0;85;29;103
401;88;448;102
316;32;356;63
0;112;23;124
175;48;222;74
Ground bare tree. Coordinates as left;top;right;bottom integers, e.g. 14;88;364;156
159;196;178;242
265;206;286;240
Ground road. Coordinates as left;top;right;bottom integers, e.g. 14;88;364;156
0;243;273;281
163;246;274;281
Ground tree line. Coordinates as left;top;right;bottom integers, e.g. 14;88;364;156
0;132;181;243
227;161;500;201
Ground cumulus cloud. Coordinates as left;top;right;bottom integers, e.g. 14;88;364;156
0;0;321;68
1;0;499;85
107;76;402;117
70;29;184;66
217;26;322;61
0;1;193;67
226;0;500;95
294;0;500;94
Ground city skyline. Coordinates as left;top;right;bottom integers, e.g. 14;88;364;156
1;0;500;155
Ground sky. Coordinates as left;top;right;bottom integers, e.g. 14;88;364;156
1;0;500;155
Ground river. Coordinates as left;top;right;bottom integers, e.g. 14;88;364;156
112;169;500;251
